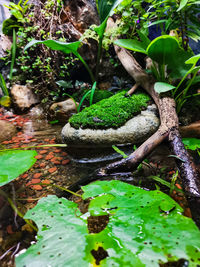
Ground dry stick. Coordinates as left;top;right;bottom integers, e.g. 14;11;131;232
100;18;200;227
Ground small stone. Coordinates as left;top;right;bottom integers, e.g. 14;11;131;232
54;149;61;153
21;174;28;179
175;183;182;190
40;162;46;168
7;225;14;234
32;185;42;190
53;161;61;165
62;159;70;165
31;178;41;184
61;152;68;156
42;179;51;185
48;167;57;173
35;155;43;159
33;173;42;179
39;150;48;154
45;154;54;160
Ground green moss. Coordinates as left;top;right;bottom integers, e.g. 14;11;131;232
69;91;151;129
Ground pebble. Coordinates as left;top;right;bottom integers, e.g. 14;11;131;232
42;179;51;185
32;185;43;190
31;178;41;184
21;174;28;179
33;173;42;179
45;154;54;160
62;159;70;165
48;167;57;173
35;155;43;159
39;150;48;154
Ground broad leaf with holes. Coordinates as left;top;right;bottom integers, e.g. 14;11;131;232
0;150;37;186
16;181;200;267
15;195;89;267
83;181;200;266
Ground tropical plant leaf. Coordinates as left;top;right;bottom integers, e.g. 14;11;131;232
114;39;147;54
182;138;200;151
177;0;189;11
185;53;200;66
0;96;11;107
146;35;180;65
97;0;124;23
24;39;81;55
0;150;37;186
154;82;176;94
16;181;200;267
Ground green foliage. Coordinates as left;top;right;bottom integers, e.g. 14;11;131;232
0;150;37;187
77;82;97;112
25;39;95;83
182;138;200;151
0;74;11;107
72;88;113;105
3;0;29;35
10;0;77;101
9;28;17;80
154;82;176;94
69;91;150;129
115;35;193;80
16;181;200;267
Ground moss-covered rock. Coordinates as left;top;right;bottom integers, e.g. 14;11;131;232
69;91;151;129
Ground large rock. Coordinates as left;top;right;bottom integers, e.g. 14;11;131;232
62;104;160;147
11;84;39;110
0;120;17;142
50;98;78;122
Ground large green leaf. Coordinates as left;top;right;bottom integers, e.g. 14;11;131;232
0;150;37;186
97;0;124;23
185;53;200;66
16;181;200;266
24;39;81;55
15;195;89;267
154;82;176;94
83;181;200;266
177;0;189;11
182;138;200;150
114;39;147;54
94;0;124;38
146;35;180;65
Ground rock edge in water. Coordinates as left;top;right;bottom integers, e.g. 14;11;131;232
62;104;160;147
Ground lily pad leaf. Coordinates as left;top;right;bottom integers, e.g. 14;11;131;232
154;82;176;94
0;150;37;186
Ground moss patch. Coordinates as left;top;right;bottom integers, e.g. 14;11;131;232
69;91;151;129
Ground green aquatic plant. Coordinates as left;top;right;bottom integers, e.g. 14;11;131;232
69;91;150;129
15;180;200;266
0;149;37;187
